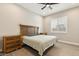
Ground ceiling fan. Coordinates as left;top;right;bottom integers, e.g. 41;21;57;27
39;3;58;10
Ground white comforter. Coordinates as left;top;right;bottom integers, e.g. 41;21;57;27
23;35;56;55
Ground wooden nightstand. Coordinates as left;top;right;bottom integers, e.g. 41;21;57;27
3;35;23;53
39;33;47;35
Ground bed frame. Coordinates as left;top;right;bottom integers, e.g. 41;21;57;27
19;24;55;56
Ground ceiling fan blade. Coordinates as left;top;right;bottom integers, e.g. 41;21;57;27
39;3;59;5
41;4;47;10
39;3;59;10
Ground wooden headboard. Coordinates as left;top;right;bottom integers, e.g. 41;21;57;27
20;24;39;36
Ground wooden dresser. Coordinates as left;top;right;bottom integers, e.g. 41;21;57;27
3;35;23;53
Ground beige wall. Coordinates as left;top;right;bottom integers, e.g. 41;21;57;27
0;4;43;48
44;7;79;43
0;4;43;36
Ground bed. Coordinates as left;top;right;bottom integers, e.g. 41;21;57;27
20;24;57;55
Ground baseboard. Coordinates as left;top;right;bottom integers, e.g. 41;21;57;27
58;40;79;46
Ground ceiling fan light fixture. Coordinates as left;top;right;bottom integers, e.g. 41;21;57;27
49;5;52;10
47;5;49;7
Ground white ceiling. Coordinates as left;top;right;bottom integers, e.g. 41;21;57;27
17;3;79;16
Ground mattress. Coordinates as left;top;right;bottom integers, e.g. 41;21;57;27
23;35;57;55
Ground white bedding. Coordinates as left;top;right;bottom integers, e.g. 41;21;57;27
23;35;57;55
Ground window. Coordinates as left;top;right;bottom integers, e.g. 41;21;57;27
51;16;68;33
